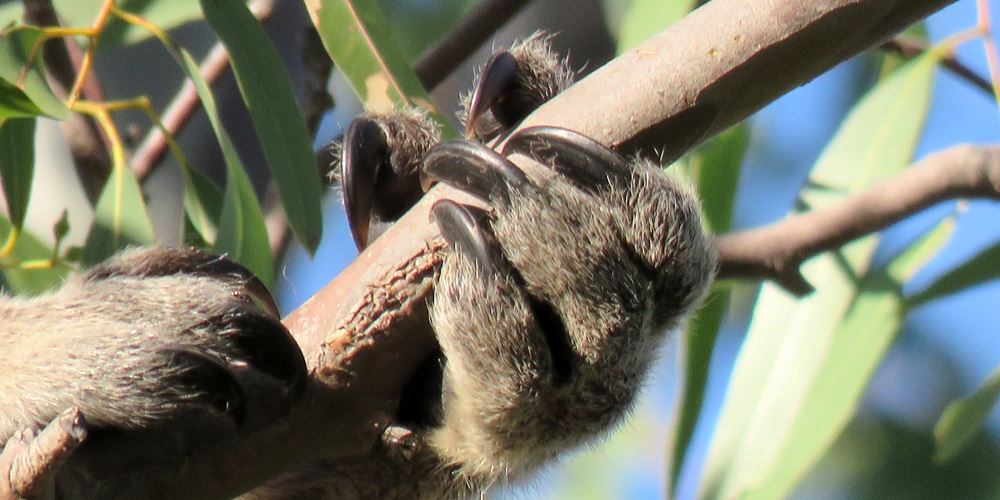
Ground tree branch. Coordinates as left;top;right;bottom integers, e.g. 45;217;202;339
716;144;1000;294
52;0;961;496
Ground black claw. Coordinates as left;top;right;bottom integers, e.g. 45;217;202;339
217;309;308;402
502;126;632;190
342;117;388;250
466;51;521;138
423;140;529;205
167;350;247;426
431;200;511;276
342;117;427;250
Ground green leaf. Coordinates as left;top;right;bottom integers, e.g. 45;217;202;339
0;78;45;119
82;164;155;264
176;48;272;286
0;27;68;119
181;164;223;245
666;124;746;495
201;0;323;254
0;216;66;294
934;364;1000;463
52;0;202;46
134;19;272;285
305;0;454;135
617;0;695;54
0;117;35;229
699;51;939;500
907;238;1000;307
687;124;747;233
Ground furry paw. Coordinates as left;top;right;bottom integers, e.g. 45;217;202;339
423;127;715;484
0;247;306;443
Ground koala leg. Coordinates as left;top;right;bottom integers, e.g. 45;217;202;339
421;127;715;489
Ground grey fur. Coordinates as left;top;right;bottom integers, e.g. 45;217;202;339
0;246;306;449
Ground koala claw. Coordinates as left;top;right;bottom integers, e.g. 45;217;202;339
431;200;508;276
502;126;632;189
464;50;521;137
423;140;529;205
336;110;440;250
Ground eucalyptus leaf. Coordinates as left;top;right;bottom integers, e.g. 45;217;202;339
699;51;940;499
305;0;454;135
0;117;35;229
201;0;323;254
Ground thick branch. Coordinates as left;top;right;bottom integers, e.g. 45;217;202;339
716;144;1000;294
61;0;959;496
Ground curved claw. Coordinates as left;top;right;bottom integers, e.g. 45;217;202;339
342;117;388;250
217;308;308;402
465;51;520;138
423;140;529;205
431;200;510;277
502;126;631;191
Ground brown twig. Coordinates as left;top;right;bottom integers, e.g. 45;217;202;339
130;0;276;183
0;408;87;500
883;35;995;98
46;0;961;496
716;144;1000;294
413;0;532;89
22;0;112;202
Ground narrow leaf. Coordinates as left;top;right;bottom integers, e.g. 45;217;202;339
201;0;323;254
667;124;747;495
133;21;272;285
0;78;45;119
907;238;1000;307
181;164;223;245
0;117;35;229
304;0;454;134
699;51;939;500
176;49;273;286
934;364;1000;463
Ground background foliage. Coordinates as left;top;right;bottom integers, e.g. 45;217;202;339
1;0;998;498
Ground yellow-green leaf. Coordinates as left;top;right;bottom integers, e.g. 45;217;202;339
699;50;939;500
305;0;454;135
934;364;1000;463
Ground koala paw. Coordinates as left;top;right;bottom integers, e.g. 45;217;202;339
0;247;307;444
421;127;716;484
